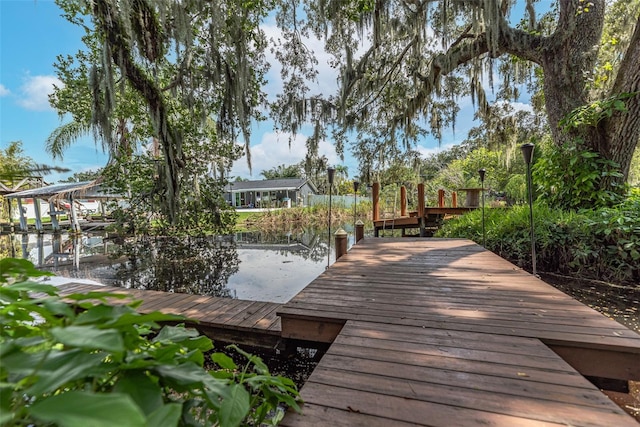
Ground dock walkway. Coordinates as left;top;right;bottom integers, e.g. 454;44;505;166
57;283;282;347
278;238;640;426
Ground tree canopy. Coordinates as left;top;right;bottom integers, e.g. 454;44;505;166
53;0;640;217
279;0;639;204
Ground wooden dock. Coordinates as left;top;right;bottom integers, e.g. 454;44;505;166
373;207;473;237
278;238;640;426
56;283;282;347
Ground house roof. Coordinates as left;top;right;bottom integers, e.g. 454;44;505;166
5;181;122;200
228;178;317;193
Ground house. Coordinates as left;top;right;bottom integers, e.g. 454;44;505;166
225;178;317;208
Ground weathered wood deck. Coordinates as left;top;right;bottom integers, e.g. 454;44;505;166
278;238;640;426
57;283;282;347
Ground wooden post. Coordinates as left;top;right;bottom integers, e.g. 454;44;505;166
417;183;425;237
69;196;81;233
7;201;15;233
355;220;364;243
452;191;458;208
372;182;380;221
334;228;348;261
49;201;60;231
37;234;44;267
438;189;445;208
17;198;27;232
400;185;407;217
33;198;43;233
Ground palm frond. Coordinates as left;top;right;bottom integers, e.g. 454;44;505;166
46;120;91;160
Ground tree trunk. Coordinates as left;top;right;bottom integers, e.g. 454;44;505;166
540;0;605;147
601;15;640;184
539;1;639;193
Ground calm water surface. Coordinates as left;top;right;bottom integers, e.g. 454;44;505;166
1;229;354;303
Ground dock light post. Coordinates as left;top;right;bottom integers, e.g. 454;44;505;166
478;168;486;247
327;167;336;268
353;179;360;228
521;143;537;276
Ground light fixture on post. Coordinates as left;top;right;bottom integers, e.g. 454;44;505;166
478;168;486;247
353;179;360;229
521;143;537;276
327;167;336;268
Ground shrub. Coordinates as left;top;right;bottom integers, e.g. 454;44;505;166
437;193;640;285
0;258;300;427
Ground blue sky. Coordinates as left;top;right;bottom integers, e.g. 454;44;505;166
0;0;537;184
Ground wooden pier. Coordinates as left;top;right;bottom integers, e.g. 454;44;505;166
52;238;640;425
56;283;282;347
278;238;640;426
372;182;476;237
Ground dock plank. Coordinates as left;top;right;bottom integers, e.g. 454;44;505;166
287;321;636;426
56;283;282;341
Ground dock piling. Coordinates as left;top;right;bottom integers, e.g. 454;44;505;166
355;220;364;243
334;228;348;260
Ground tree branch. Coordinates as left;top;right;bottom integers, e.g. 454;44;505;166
93;0;183;223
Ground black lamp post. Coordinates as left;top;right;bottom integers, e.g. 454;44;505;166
478;168;486;247
353;179;360;228
521;143;537;276
327;167;336;268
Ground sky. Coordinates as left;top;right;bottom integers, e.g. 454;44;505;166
0;0;538;184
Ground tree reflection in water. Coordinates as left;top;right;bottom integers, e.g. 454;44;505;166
2;227;337;300
112;236;239;297
108;228;332;301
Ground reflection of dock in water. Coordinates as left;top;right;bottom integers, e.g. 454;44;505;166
234;230;321;254
12;232;118;271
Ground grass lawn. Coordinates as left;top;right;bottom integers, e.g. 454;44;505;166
235;211;261;231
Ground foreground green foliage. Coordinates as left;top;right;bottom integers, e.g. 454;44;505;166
437;192;640;285
0;259;300;427
533;139;626;210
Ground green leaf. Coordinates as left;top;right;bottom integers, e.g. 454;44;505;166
64;291;128;302
19;350;108;395
228;344;269;373
30;391;146;427
41;298;75;317
0;384;13;425
50;325;124;353
107;311;184;328
612;100;626;111
146;403;182;427
153;362;210;388
181;335;214;353
153;325;198;343
219;383;250;427
0;258;54;282
74;304;116;324
113;371;164;415
212;352;237;370
6;281;58;295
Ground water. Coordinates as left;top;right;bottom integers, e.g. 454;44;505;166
0;229;353;303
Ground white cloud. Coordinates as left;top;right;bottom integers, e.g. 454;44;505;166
230;130;339;179
415;143;457;159
509;101;534;113
0;84;10;97
18;75;62;111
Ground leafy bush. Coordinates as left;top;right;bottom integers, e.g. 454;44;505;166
533;140;625;210
0;259;300;427
437;193;640;284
